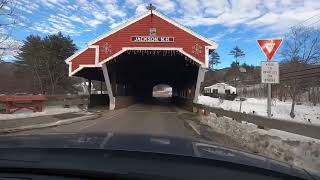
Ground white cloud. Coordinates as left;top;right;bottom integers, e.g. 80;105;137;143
176;0;263;27
16;5;33;14
152;0;176;13
131;0;176;15
247;9;320;32
110;19;127;29
92;12;108;21
15;0;40;13
174;0;320;34
201;0;230;16
48;15;75;30
13;0;130;35
135;4;148;15
30;14;81;35
177;0;201;16
31;21;80;35
39;0;68;8
66;4;78;11
69;15;86;24
13;0;320;37
210;32;226;42
209;28;240;42
96;0;126;17
176;16;218;27
304;0;320;9
87;19;103;28
125;0;143;6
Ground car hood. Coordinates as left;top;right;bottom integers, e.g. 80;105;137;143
0;132;318;179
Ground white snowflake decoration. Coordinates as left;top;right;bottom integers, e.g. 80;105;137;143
192;43;202;55
102;42;112;54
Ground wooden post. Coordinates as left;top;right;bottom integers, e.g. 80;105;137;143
193;66;207;103
88;79;92;95
102;64;115;110
100;81;103;94
88;79;92;108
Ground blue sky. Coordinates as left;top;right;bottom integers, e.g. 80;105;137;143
1;0;320;68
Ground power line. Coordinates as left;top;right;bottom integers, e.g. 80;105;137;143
237;70;320;83
305;18;320;27
241;13;320;59
280;73;320;79
290;12;320;29
280;65;320;74
226;66;320;85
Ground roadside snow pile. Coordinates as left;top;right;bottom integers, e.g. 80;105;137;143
198;95;320;125
201;114;320;172
0;106;81;120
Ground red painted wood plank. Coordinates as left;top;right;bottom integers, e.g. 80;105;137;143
69;13;211;72
0;95;47;102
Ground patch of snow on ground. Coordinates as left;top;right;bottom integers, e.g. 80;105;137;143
198;95;320;126
201;114;320;172
0;106;81;120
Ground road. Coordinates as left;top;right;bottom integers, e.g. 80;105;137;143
9;103;197;139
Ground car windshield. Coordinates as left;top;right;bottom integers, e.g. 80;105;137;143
0;0;320;176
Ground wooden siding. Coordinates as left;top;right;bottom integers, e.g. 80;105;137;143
71;48;95;72
95;14;209;64
69;13;211;73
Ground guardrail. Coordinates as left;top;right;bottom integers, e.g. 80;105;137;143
192;103;320;139
45;95;88;101
44;95;89;107
193;103;269;127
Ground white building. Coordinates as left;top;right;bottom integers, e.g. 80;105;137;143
204;83;237;94
73;82;96;95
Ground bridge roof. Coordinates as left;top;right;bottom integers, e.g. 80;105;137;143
65;9;218;76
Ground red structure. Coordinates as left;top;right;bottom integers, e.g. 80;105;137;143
0;95;46;114
65;9;218;110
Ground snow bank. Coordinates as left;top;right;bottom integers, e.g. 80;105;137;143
201;114;320;172
198;95;320;126
0;106;81;120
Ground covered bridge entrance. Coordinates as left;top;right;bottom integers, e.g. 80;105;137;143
65;9;218;110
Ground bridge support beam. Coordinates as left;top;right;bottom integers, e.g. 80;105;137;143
193;66;207;103
102;63;115;110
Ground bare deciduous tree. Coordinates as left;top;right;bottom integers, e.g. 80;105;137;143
0;0;19;59
280;27;320;118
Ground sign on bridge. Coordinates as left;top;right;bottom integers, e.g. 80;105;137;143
131;36;175;42
261;61;279;84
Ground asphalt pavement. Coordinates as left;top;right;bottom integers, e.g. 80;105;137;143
8;103;197;139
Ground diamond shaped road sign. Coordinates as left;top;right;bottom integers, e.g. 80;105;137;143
257;39;282;61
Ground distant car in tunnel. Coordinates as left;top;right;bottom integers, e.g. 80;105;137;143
152;84;172;98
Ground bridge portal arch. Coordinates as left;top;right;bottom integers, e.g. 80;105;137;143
65;9;218;110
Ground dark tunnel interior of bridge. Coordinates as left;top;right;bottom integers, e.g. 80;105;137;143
75;50;199;105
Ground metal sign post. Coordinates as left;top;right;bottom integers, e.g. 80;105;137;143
267;83;271;117
261;61;279;118
258;39;282;118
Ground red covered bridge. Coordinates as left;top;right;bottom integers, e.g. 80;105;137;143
65;9;218;110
